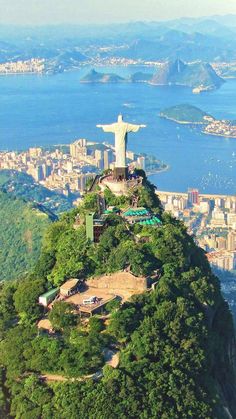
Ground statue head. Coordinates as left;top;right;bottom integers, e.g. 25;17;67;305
118;114;123;123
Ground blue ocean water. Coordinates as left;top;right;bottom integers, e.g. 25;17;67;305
0;68;236;195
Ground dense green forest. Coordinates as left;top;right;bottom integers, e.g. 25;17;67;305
0;191;53;281
0;170;73;214
160;104;212;123
0;177;236;418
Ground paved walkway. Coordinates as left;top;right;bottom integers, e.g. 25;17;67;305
40;349;119;383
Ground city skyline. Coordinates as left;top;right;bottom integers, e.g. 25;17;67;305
0;0;236;25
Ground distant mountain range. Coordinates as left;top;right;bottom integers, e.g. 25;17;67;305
1;16;236;69
81;61;224;90
115;30;235;62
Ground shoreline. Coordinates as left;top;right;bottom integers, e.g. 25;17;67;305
146;165;170;176
156;188;236;199
0;71;44;76
202;130;236;139
160;115;236;139
160;115;206;125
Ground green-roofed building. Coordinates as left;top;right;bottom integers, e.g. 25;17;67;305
39;288;59;307
123;207;152;224
123;207;149;218
139;216;162;226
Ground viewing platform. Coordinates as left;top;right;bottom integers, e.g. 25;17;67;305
99;173;143;196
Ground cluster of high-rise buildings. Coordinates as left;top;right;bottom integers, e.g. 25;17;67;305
69;139;114;171
0;141;102;195
158;188;236;272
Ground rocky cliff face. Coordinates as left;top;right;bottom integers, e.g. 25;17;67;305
150;59;224;89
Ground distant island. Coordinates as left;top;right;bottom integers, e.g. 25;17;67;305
160;104;214;124
81;60;224;91
80;69;154;84
80;69;126;83
160;104;236;138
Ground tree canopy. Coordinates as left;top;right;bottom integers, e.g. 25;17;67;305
0;183;236;418
0;191;52;281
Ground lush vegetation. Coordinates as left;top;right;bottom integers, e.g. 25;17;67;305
160;104;213;124
0;178;235;418
0;191;52;281
35;174;163;286
0;170;73;214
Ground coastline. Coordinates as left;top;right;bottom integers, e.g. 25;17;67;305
201;130;236;139
160;115;236;140
146;165;170;176
156;188;236;199
160;115;206;125
0;71;44;76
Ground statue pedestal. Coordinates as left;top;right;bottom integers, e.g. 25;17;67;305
99;174;143;196
113;167;128;181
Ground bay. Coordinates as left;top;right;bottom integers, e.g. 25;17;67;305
0;68;236;195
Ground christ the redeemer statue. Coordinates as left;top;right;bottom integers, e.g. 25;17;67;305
97;114;146;180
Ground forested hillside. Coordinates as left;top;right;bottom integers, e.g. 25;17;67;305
0;191;53;281
0;170;73;214
0;178;235;418
160;104;212;124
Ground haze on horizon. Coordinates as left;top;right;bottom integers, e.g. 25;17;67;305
0;0;236;26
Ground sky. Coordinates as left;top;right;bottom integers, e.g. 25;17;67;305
0;0;236;25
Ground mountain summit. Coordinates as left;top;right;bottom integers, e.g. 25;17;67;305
150;59;224;89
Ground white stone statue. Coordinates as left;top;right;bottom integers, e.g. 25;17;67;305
97;114;146;168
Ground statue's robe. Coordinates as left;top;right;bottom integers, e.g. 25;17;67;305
100;122;141;168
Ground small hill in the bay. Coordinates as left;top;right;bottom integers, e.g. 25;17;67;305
150;59;224;89
0;191;54;281
160;104;214;124
80;69;125;83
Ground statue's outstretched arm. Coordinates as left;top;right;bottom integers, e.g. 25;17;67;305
127;123;146;133
96;124;115;133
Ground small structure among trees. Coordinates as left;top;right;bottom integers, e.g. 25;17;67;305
60;278;80;297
